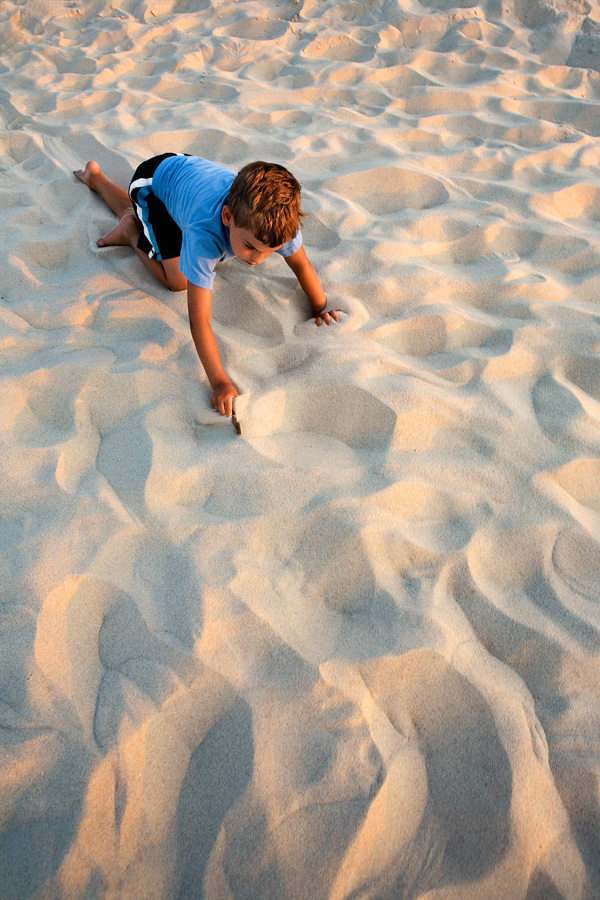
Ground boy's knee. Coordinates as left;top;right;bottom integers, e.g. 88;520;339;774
167;274;187;292
162;259;186;292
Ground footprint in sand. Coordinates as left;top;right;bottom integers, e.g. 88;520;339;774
301;213;341;251
368;479;472;552
543;458;600;533
242;384;397;469
531;182;600;222
212;270;285;344
8;365;89;448
532;372;584;440
12;238;70;273
418;0;482;8
516;99;600;138
2;131;49;168
302;33;376;63
292;505;379;615
133;128;249;166
552;527;600;603
216;17;289;40
368;312;512;360
324;167;449;216
568;33;600;74
203;646;382;900
95;418;153;519
52;90;122;119
322;648;579;900
468;524;600;652
34;572;246;900
558;356;600;422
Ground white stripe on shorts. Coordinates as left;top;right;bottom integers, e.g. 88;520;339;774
129;176;156;258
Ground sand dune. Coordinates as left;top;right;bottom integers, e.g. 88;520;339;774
2;0;600;897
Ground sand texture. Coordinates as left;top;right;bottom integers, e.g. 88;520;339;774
2;0;600;897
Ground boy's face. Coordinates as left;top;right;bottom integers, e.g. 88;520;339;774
222;206;283;266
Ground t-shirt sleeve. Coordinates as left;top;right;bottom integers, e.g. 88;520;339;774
276;230;303;258
179;257;220;291
182;257;220;290
179;232;220;288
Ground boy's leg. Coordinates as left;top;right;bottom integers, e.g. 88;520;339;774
137;253;186;292
88;212;186;291
73;161;132;218
74;160;140;251
74;159;187;291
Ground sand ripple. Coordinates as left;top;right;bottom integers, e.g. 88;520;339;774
2;0;600;897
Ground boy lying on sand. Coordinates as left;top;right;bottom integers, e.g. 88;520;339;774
74;153;338;417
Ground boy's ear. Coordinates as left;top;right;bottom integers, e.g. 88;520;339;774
222;205;233;227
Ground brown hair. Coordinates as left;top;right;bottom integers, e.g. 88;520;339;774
226;161;306;247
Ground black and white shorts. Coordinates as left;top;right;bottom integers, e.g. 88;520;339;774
128;153;187;261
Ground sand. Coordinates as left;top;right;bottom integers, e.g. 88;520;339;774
2;0;600;897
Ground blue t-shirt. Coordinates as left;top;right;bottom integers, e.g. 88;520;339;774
152;155;302;289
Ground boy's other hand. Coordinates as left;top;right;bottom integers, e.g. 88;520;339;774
314;308;341;326
211;381;239;417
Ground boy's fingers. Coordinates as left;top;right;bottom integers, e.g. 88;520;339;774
211;389;237;416
314;309;341;326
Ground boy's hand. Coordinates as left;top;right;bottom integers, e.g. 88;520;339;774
314;308;341;326
211;381;239;417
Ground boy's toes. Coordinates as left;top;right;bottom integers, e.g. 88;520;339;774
97;213;138;248
74;161;101;185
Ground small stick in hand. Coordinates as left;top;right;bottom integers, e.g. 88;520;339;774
232;413;242;436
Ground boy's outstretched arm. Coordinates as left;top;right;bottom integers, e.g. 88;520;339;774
284;246;339;326
187;283;239;416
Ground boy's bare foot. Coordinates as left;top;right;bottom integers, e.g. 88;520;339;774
73;160;102;188
97;212;139;248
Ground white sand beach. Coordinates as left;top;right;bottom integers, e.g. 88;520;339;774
2;0;600;896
